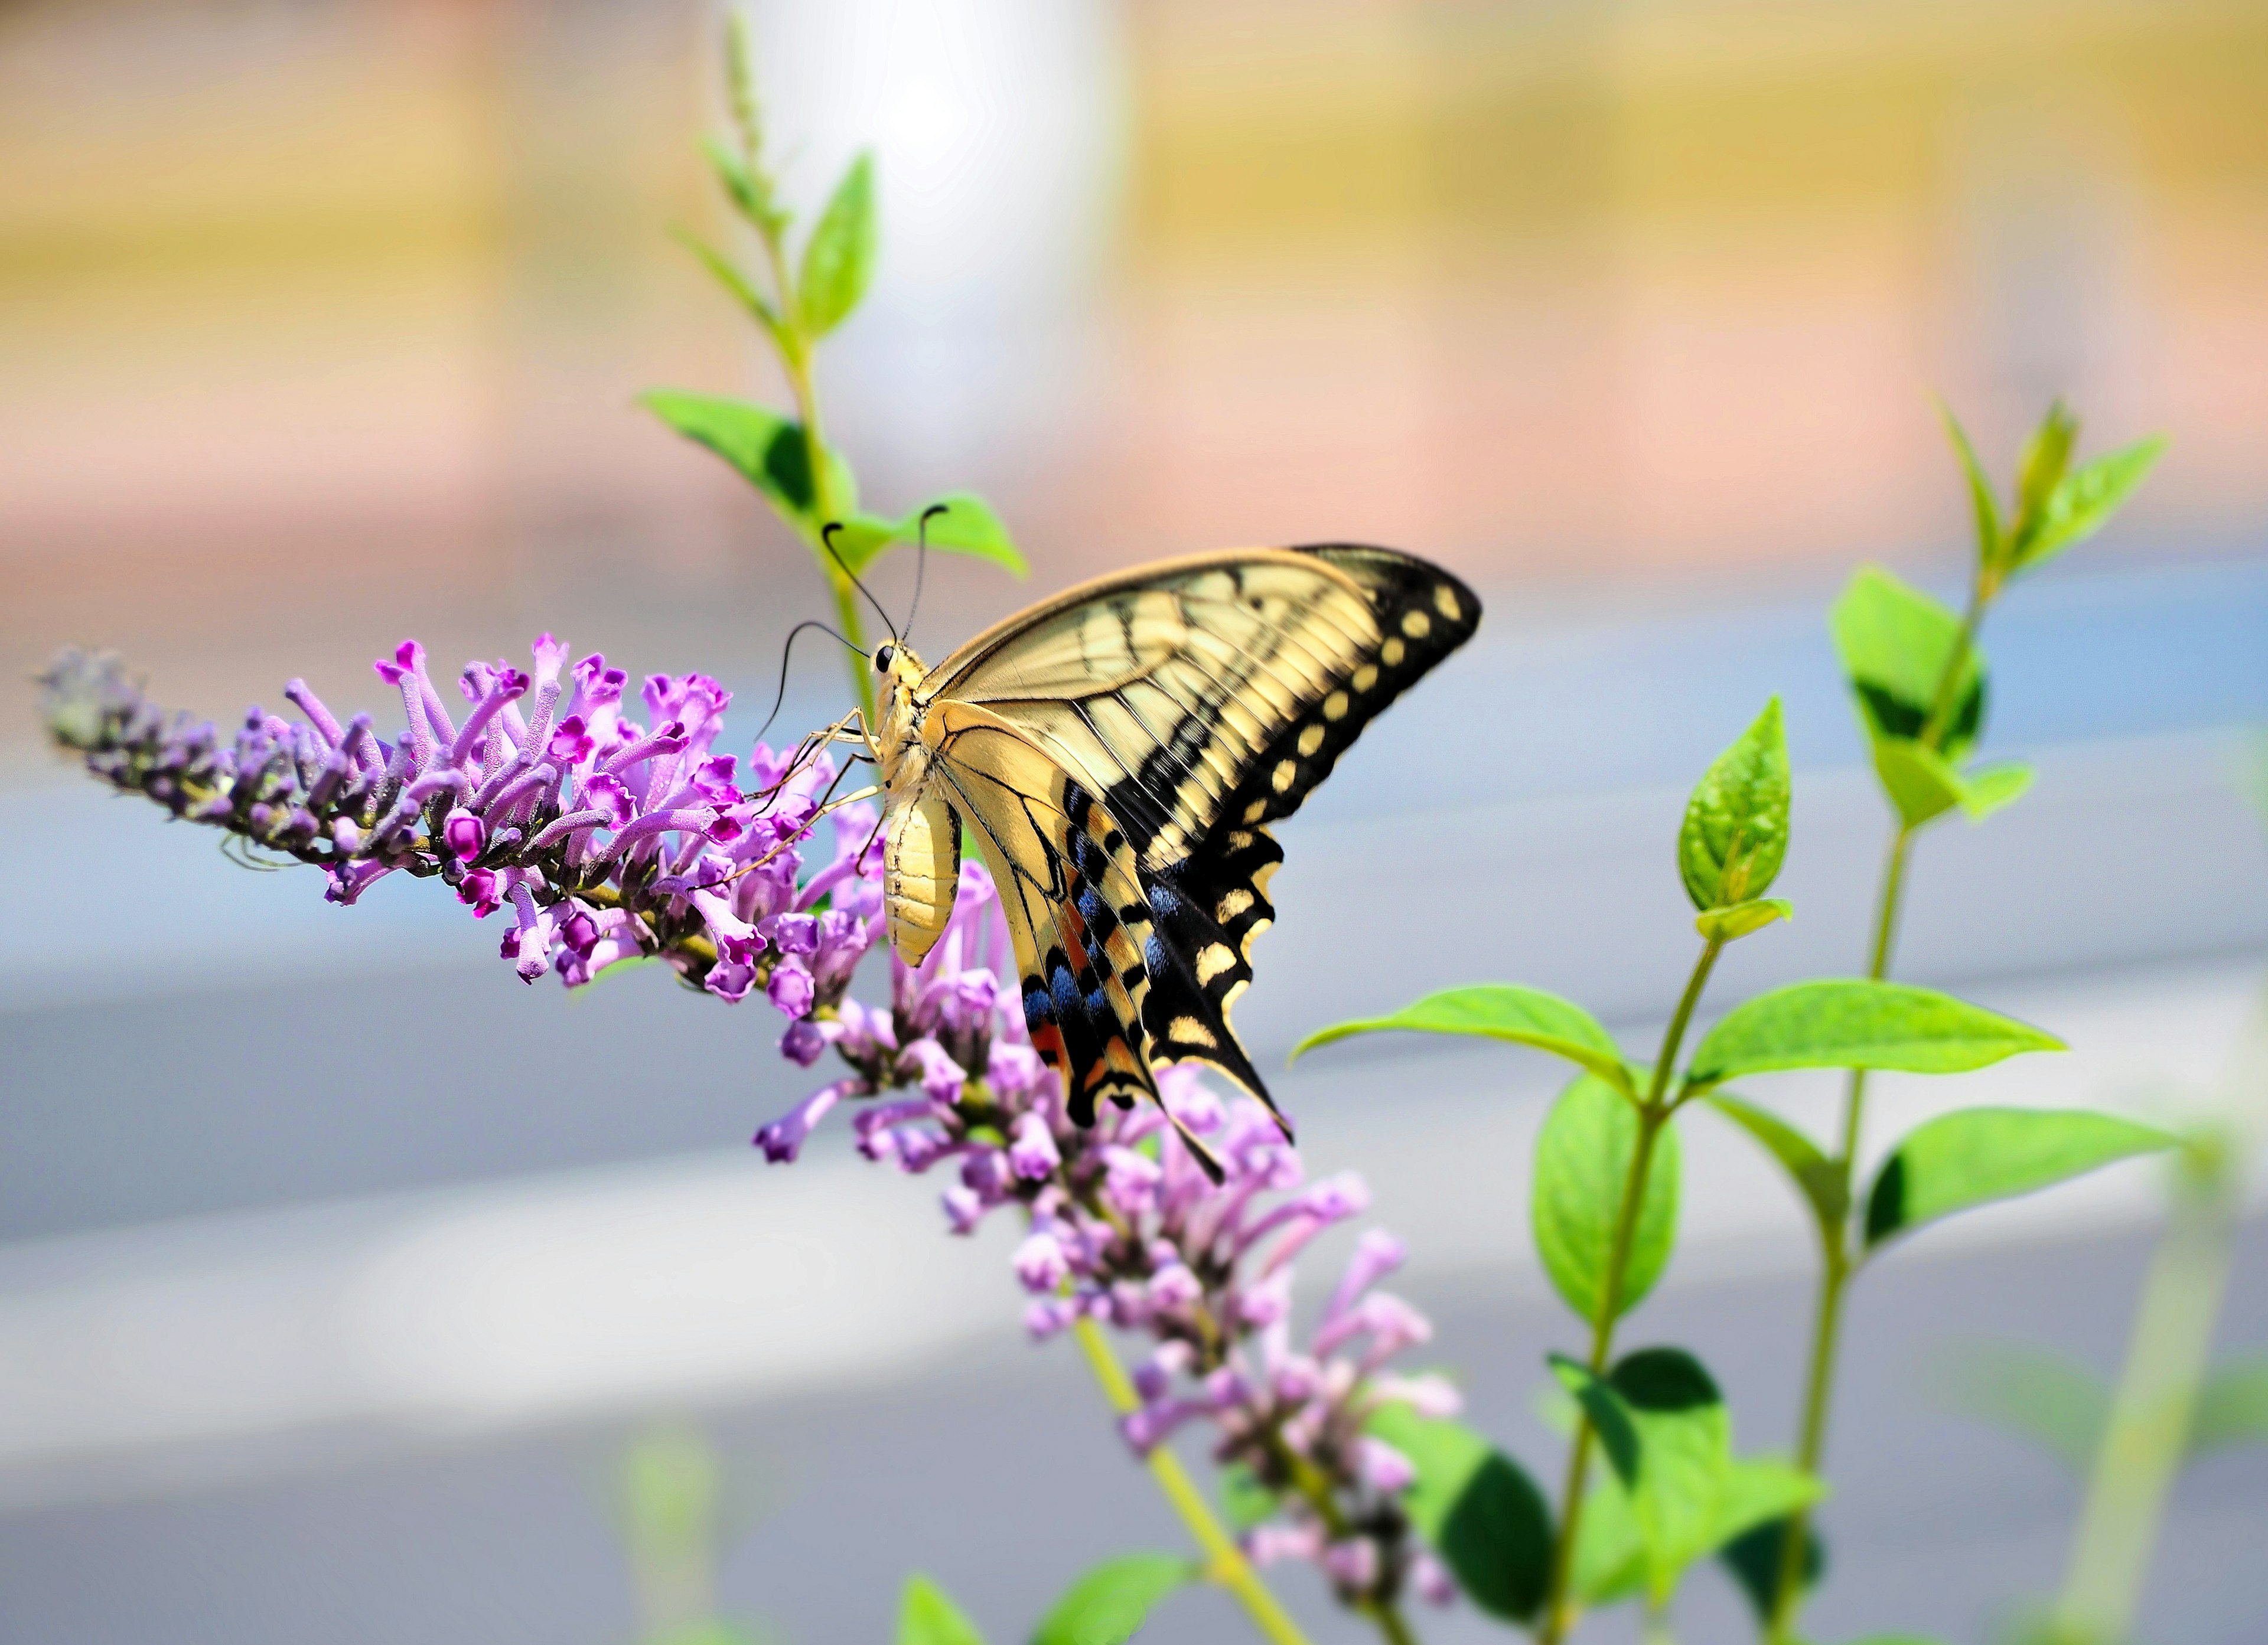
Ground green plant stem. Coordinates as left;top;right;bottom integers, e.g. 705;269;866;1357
1073;1317;1317;1645
747;186;874;726
2048;1145;2240;1643
1771;578;1986;1639
1537;938;1725;1645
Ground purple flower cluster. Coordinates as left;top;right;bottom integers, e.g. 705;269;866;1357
40;644;879;1006
753;859;1456;1615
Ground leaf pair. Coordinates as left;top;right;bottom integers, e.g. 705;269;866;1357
1831;566;2026;829
640;391;1027;579
1550;1349;1823;1606
897;1559;1191;1645
1712;1096;2173;1255
1941;399;2166;583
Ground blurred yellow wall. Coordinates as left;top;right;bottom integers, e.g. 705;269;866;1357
4;0;2263;753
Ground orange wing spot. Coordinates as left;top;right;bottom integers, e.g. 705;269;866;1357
1029;1023;1068;1070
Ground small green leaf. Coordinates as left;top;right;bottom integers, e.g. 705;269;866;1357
1610;1347;1734;1602
702;133;762;223
2190;1356;2268;1457
1685;980;2063;1091
1216;1463;1278;1531
672;229;784;344
798;151;878;338
900;1575;988;1645
1719;1513;1826;1626
2016;433;2169;572
833;493;1028;579
1936;399;2003;570
1927;1339;2109;1471
1295;985;1632;1095
1869;736;1966;829
1549;1355;1641;1487
1030;1554;1190;1645
1959;760;2035;820
1864;1107;2177;1249
1533;1075;1681;1323
1712;1458;1825;1544
1695;897;1791;943
1679;697;1791;910
2012;399;2080;550
1703;1092;1847;1233
1831;566;1987;761
1366;1406;1553;1623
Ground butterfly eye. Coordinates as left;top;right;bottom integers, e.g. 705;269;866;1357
874;644;896;672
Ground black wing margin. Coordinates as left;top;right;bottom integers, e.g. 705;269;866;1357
1129;544;1480;1124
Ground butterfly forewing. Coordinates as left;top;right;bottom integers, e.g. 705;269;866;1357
903;543;1480;1127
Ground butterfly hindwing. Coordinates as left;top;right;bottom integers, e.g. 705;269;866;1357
926;703;1156;1126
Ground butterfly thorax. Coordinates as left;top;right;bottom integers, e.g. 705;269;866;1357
868;641;964;967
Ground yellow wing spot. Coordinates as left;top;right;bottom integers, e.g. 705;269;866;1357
1352;664;1380;692
1381;637;1407;666
1243;799;1268;824
1226;830;1254;851
1217;887;1254;922
1297;724;1325;756
1272;759;1298;794
1197;943;1237;984
1435;584;1462;620
1401;609;1432;639
1323;690;1350;722
1168;1015;1218;1048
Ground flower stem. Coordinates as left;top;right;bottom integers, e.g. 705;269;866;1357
1259;1430;1423;1645
1537;937;1725;1645
1073;1317;1317;1645
1771;577;1986;1640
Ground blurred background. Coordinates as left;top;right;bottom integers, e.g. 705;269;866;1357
4;0;2267;1641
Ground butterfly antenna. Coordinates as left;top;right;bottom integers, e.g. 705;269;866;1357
756;619;868;741
821;522;899;644
904;502;949;644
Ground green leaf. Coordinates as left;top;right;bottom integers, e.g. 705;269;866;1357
672;229;784;344
1959;760;2035;820
1869;736;1966;829
1927;1339;2108;1471
1533;1076;1681;1323
1569;1467;1647;1606
1366;1406;1553;1623
1611;1347;1734;1602
798;151;878;338
1831;566;1986;761
1703;1092;1847;1233
1712;1458;1825;1544
1864;1107;2177;1249
2012;399;2080;550
833;494;1029;579
1549;1356;1641;1487
702;133;762;223
2016;433;2169;572
1029;1554;1190;1645
1294;985;1632;1095
1679;697;1791;910
1719;1513;1825;1626
1685;980;2063;1091
1936;399;2003;570
1695;897;1791;944
900;1575;988;1645
640;391;810;518
1216;1463;1278;1532
2190;1356;2268;1457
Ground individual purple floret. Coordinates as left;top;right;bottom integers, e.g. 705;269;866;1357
751;857;1455;1617
39;645;879;1004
